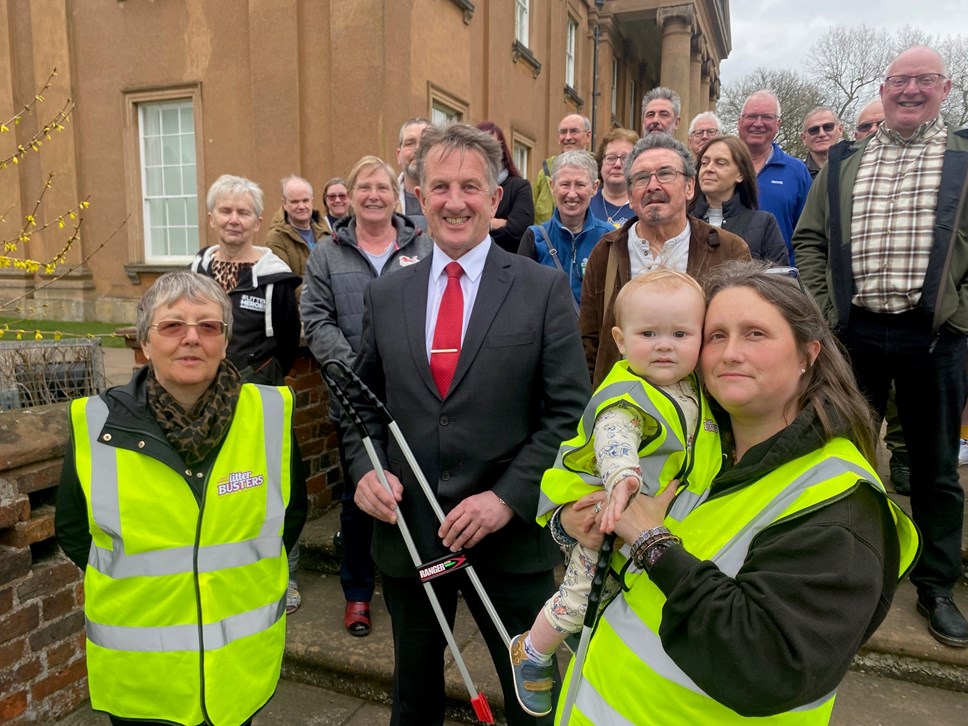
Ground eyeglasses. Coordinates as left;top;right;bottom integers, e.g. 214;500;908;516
740;113;779;123
325;193;348;201
855;119;884;134
690;128;720;138
603;154;629;165
151;320;227;338
764;266;806;294
805;122;837;137
884;73;946;90
558;126;586;136
629;168;687;188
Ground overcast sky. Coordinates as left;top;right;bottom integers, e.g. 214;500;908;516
719;0;965;86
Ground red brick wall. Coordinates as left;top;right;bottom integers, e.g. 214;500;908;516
0;347;340;722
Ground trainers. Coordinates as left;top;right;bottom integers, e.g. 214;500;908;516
509;632;553;717
889;454;911;496
959;440;968;467
286;580;302;614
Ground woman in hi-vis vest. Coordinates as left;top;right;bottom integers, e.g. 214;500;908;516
56;271;306;726
552;260;919;725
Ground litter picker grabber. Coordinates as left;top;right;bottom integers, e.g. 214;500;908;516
558;531;616;725
322;359;504;724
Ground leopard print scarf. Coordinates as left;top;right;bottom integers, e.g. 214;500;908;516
146;360;243;467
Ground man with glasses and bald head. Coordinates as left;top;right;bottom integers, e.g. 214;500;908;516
795;46;968;650
854;99;885;140
533;114;592;224
687;111;722;158
738;90;812;263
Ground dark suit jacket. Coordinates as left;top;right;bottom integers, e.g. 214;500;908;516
345;243;590;578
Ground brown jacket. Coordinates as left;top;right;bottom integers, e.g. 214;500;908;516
264;207;328;281
580;216;750;386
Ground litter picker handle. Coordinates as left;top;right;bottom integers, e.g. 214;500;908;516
583;532;616;629
321;360;369;437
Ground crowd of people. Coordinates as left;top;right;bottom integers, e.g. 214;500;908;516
53;43;965;726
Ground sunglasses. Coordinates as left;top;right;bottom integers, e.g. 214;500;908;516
855;119;884;134
151;320;227;338
764;266;806;294
806;122;837;137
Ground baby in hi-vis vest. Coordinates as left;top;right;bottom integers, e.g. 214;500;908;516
509;268;708;718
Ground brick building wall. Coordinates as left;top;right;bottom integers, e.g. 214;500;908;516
0;347;340;722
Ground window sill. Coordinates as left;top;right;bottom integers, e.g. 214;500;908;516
124;261;192;284
512;40;542;79
450;0;474;23
564;85;584;109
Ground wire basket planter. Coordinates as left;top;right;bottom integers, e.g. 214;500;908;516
0;338;106;411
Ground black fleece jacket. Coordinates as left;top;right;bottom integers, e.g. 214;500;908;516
647;408;902;717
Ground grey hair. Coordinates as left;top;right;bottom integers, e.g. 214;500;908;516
137;271;233;344
642;86;681;118
280;175;314;199
205;174;264;217
415;123;502;192
688;111;723;135
742;90;782;119
398;117;432;145
802;106;841;130
552;150;599;184
624;132;696;182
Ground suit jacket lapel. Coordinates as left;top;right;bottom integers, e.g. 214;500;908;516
447;245;512;394
402;256;439;398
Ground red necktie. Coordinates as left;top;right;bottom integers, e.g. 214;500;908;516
431;261;464;396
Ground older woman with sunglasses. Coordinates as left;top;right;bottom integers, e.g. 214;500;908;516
691;135;789;266
551;261;918;724
56;271;307;726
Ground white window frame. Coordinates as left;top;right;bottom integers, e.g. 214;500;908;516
512;141;531;180
565;17;577;89
432;102;462;126
515;0;530;48
137;98;200;263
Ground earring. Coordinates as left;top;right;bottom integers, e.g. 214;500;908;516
799;367;806;375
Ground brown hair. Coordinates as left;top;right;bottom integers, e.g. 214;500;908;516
695;135;760;210
702;260;877;464
596;127;640;171
476;121;522;178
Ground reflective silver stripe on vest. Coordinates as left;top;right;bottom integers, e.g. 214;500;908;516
572;674;638;726
86;595;285;652
712;456;873;578
536;376;684;517
88;536;283;578
597;454;874;701
83;397;122;541
258;385;287;537
85;386;287;578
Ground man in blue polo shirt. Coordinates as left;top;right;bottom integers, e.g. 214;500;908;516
738;90;812;264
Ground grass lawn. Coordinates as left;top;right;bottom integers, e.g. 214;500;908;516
0;317;132;348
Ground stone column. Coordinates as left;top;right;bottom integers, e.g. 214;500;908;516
700;60;711;114
656;4;695;141
689;38;703;129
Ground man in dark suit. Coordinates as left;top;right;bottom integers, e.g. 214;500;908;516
346;124;590;725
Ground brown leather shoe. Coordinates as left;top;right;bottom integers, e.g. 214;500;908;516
344;600;371;637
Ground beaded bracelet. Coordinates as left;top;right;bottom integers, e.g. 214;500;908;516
630;526;670;555
548;505;578;547
631;533;678;565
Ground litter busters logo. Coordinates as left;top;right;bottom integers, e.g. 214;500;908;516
217;470;265;497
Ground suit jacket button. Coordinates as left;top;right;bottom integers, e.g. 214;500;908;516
440;416;449;425
440;471;451;481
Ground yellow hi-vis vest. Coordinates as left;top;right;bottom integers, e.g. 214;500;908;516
70;384;293;726
537;361;722;525
559;437;920;725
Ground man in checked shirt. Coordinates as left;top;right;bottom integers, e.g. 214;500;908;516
795;45;968;648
